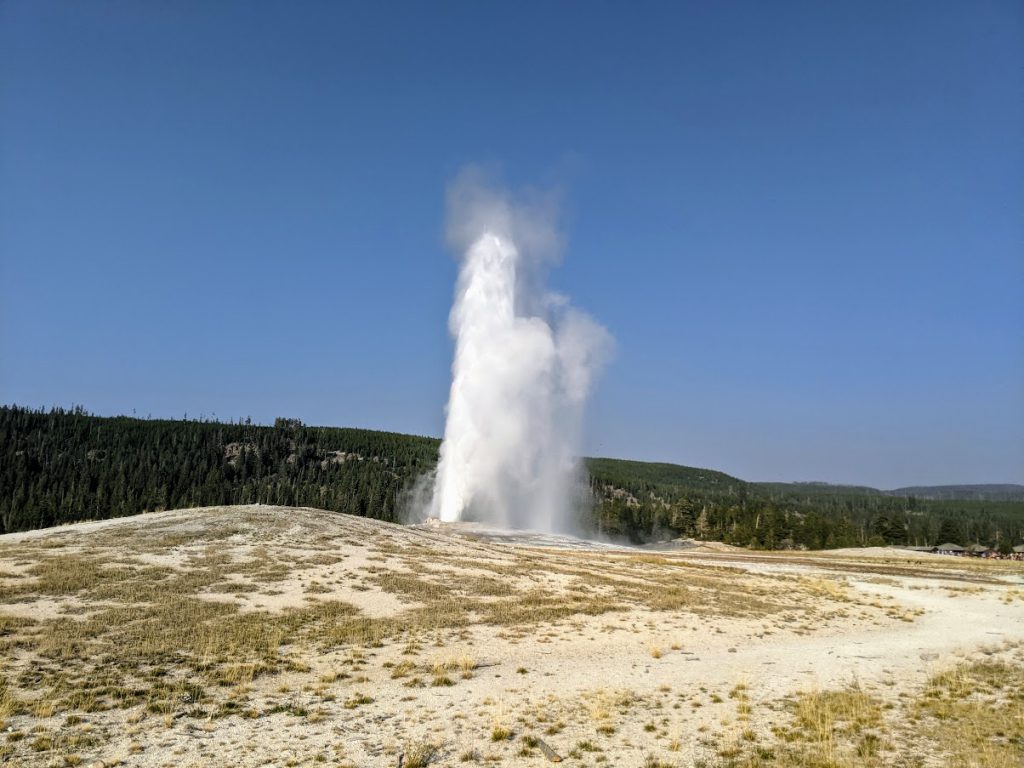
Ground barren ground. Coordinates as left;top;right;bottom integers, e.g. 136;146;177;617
1;505;1021;767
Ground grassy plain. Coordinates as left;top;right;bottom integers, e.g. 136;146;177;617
0;505;1020;767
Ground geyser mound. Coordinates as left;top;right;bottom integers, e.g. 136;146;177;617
429;170;612;532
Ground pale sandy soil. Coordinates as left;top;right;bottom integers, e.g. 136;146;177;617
0;506;1021;768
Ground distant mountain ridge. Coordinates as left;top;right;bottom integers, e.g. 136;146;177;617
749;480;1024;502
885;484;1024;502
585;459;1024;502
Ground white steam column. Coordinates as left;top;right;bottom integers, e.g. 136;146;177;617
430;172;611;532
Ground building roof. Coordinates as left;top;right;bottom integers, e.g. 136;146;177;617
1013;545;1024;553
966;543;990;553
936;543;965;551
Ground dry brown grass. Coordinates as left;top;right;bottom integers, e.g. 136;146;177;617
2;505;1012;766
913;659;1024;767
0;524;864;741
707;654;1024;768
403;740;440;768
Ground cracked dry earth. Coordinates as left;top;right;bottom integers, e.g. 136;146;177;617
0;505;1022;767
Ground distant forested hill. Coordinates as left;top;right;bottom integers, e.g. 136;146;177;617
0;405;437;533
585;460;1024;549
560;462;1022;550
3;405;1022;550
886;485;1024;502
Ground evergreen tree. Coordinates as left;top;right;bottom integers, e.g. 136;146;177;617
886;517;909;545
937;518;963;545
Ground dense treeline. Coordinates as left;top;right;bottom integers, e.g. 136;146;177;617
586;460;1024;550
0;405;437;534
2;405;1022;550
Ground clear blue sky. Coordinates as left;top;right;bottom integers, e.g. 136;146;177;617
2;1;1021;488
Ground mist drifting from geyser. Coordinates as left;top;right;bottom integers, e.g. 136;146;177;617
429;170;612;532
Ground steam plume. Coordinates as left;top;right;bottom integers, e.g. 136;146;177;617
429;170;612;532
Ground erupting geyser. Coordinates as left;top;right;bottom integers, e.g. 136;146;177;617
429;170;612;532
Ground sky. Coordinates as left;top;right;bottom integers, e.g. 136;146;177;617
1;1;1022;488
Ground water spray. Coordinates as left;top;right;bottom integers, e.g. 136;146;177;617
428;170;612;532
